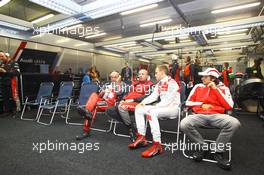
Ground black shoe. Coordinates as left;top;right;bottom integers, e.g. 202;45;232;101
76;132;90;141
77;106;93;120
192;150;207;162
214;152;232;170
128;128;136;142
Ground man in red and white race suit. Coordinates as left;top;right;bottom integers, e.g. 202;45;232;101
180;67;241;170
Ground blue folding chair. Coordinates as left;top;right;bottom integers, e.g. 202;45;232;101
66;83;98;125
37;81;74;125
20;82;54;121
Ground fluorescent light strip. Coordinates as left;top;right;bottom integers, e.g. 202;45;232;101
0;0;11;7
56;38;71;43
146;34;189;41
138;58;150;63
0;20;31;31
60;24;83;32
37;18;82;32
85;0;164;19
211;2;261;14
140;18;172;27
29;0;80;15
218;33;247;38
103;36;122;41
85;32;106;39
217;28;248;35
74;43;89;47
104;47;127;53
105;42;136;47
120;4;158;15
32;14;54;24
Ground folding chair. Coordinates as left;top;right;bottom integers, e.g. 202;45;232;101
182;110;232;163
20;82;54;121
112;106;135;138
66;83;98;125
37;81;74;125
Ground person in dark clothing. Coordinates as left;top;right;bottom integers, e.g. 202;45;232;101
251;58;263;79
183;56;195;96
193;57;202;85
121;62;132;85
170;54;181;84
0;51;20;117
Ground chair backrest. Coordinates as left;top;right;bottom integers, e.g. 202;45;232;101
180;81;186;103
36;82;54;103
57;81;74;105
78;83;98;106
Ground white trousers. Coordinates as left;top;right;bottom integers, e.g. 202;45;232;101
135;105;178;143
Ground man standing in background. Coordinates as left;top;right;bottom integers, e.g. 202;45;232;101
0;51;20;117
121;62;132;85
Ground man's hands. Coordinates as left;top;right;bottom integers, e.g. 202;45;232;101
207;81;217;89
201;104;213;109
119;99;134;105
136;102;145;108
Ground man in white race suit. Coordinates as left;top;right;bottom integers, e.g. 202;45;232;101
128;65;181;158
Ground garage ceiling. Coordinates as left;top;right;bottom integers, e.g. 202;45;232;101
0;0;263;63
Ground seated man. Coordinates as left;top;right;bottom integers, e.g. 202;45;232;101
106;69;153;141
180;68;241;170
76;71;126;140
128;65;181;158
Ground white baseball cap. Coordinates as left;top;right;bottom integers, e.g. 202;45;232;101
198;68;220;78
171;54;178;60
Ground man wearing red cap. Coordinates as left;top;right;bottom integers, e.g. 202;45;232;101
180;67;241;170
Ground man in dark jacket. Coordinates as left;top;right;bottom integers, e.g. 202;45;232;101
121;62;132;84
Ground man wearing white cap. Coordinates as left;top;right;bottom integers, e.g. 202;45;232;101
180;67;241;170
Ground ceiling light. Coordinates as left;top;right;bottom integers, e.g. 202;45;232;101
211;2;261;14
138;58;150;63
103;47;127;53
56;38;71;43
218;33;247;38
0;0;11;7
146;34;189;41
105;42;136;47
181;39;192;43
31;14;54;24
217;29;248;35
60;24;83;32
36;18;82;33
29;0;80;15
219;48;233;51
85;32;107;39
0;20;31;31
140;18;172;27
103;36;122;41
120;4;158;15
84;0;163;19
74;43;89;47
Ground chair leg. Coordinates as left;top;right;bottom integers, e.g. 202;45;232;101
90;109;114;133
64;99;72;124
113;120;130;138
182;134;231;163
20;98;35;121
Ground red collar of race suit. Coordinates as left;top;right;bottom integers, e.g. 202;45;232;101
158;76;172;93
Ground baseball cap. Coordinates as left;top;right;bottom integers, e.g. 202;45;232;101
198;68;220;78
